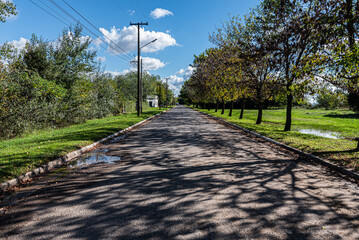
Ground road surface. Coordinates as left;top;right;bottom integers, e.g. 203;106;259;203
1;106;358;239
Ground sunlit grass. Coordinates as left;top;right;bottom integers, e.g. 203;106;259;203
194;107;359;171
0;109;167;182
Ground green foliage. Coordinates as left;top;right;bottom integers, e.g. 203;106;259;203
0;25;172;140
183;0;359;131
194;107;359;171
0;0;17;23
315;86;348;109
0;109;167;182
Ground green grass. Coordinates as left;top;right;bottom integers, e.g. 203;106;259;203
193;107;359;171
0;109;168;183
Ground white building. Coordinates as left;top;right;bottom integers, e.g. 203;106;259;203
146;95;158;108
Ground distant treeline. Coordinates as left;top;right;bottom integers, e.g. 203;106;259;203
0;25;173;139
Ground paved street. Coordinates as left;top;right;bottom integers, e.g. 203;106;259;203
1;106;358;239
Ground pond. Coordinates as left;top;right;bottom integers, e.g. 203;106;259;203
297;129;342;139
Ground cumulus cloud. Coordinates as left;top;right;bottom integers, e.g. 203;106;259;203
139;57;166;70
99;26;177;55
168;75;184;83
176;66;196;76
10;37;29;51
97;56;106;63
150;8;173;19
105;69;132;76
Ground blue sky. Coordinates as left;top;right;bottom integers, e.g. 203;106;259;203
1;0;260;95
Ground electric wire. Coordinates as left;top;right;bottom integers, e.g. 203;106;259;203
36;0;72;25
46;0;132;62
29;0;69;26
29;0;131;63
128;0;142;20
134;0;147;22
113;0;129;20
62;0;134;60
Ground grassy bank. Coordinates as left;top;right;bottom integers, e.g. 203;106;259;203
193;107;359;171
0;109;168;183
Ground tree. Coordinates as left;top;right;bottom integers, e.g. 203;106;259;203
210;13;280;124
313;0;359;109
259;0;326;130
0;0;17;23
314;83;348;109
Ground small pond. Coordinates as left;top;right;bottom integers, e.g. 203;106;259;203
297;129;341;139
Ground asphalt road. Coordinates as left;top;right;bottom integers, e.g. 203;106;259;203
1;106;358;239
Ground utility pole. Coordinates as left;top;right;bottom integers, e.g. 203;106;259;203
165;77;169;107
130;21;148;116
140;58;143;113
158;82;162;110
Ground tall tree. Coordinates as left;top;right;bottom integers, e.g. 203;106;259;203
259;0;325;130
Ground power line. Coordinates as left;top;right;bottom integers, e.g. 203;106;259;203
29;0;69;26
36;0;72;25
114;0;128;17
29;0;131;64
62;0;134;60
134;0;147;22
46;0;132;62
128;0;142;20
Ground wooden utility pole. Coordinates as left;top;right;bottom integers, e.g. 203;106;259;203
158;82;162;110
165;77;169;107
130;22;148;116
140;58;143;113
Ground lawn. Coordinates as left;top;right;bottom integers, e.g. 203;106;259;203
0;109;168;183
194;107;359;171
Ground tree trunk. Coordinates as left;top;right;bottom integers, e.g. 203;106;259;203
239;99;245;119
208;103;211;111
284;92;293;131
203;102;206;109
256;103;263;124
229;101;234;117
221;100;225;115
215;100;219;112
346;0;355;48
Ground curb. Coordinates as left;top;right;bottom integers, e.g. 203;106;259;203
193;108;359;182
0;109;171;193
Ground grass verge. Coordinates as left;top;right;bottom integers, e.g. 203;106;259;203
193;107;359;171
0;109;168;183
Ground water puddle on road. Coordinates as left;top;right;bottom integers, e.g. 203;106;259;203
69;148;121;168
297;129;342;139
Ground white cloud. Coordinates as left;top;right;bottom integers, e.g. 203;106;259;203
139;57;166;70
128;10;135;16
99;26;178;55
97;56;106;63
168;75;184;83
150;8;173;19
176;66;196;76
105;69;132;76
10;37;29;51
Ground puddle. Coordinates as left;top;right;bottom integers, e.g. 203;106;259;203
69;148;121;168
110;135;127;143
297;129;341;139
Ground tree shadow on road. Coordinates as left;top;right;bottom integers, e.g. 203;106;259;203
1;107;358;239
